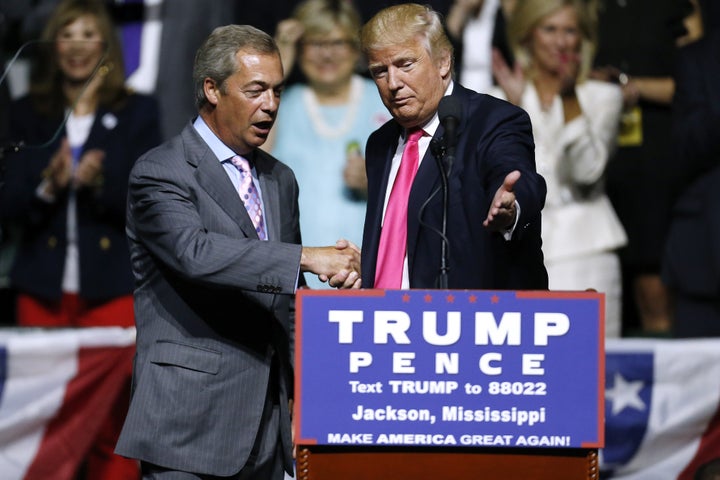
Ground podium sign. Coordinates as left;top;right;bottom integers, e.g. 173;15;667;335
295;290;604;450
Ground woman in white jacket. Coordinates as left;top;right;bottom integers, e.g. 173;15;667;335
491;0;626;337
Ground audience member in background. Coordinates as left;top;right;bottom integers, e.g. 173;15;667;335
445;0;515;93
590;0;688;336
14;0;304;141
0;0;161;478
269;0;389;288
491;0;626;337
662;0;720;337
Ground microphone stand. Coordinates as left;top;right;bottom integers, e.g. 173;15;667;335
431;140;451;289
433;96;461;288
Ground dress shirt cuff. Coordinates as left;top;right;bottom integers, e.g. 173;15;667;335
502;200;521;241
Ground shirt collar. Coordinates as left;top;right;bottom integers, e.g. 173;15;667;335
410;81;455;138
193;115;236;163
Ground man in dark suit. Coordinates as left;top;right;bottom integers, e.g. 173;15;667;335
115;25;360;479
359;3;547;290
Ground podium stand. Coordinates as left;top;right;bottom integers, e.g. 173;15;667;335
295;445;599;479
295;290;604;480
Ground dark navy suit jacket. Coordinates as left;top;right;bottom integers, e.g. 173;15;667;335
361;84;548;290
0;93;161;301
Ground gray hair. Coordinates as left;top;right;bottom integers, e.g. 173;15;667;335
193;24;279;110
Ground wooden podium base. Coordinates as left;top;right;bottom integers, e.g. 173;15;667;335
295;445;599;480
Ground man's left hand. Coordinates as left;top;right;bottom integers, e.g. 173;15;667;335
483;170;519;231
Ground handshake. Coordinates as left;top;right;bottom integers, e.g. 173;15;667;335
301;239;362;289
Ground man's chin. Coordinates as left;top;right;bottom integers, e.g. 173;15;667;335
390;107;420;126
248;135;269;150
393;114;420;129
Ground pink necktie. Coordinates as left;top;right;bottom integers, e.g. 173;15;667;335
374;128;424;288
230;155;267;240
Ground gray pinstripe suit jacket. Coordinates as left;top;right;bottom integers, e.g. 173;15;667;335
115;122;300;476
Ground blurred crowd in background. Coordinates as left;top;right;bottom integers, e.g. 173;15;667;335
0;0;718;336
0;1;718;478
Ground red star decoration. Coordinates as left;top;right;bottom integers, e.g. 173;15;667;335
490;294;500;304
424;294;433;303
402;293;411;303
446;294;455;303
468;294;478;303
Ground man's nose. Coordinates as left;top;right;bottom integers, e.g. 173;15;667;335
387;67;402;91
262;90;279;112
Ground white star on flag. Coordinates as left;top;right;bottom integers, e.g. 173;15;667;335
605;372;646;415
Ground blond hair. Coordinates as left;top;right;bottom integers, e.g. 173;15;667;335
508;0;597;81
360;3;454;73
293;0;362;49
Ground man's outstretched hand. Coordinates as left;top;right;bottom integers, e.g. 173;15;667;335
483;170;520;232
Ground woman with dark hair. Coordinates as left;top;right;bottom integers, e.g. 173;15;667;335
0;0;160;478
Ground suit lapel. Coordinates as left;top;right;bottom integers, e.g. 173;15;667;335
406;87;471;274
84;107;112;150
183;127;259;239
364;128;399;284
406;142;440;276
255;151;281;242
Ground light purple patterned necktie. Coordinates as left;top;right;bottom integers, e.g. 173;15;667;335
230;155;266;240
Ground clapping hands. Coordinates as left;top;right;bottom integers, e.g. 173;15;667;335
43;138;105;197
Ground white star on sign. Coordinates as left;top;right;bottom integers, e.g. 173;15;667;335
605;372;646;415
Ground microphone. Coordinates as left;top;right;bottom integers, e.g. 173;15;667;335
438;96;462;174
432;96;462;289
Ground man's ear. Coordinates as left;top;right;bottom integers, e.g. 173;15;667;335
204;78;220;106
438;50;452;78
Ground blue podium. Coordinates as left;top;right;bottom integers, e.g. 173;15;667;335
294;289;604;479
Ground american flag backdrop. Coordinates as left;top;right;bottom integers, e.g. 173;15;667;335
0;329;719;479
0;327;135;480
602;338;720;479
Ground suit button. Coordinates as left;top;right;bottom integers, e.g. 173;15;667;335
47;236;57;249
100;236;111;250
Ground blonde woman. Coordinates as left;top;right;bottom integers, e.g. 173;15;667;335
269;0;389;288
491;0;626;337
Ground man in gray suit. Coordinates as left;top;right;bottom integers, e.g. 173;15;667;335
115;24;360;479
